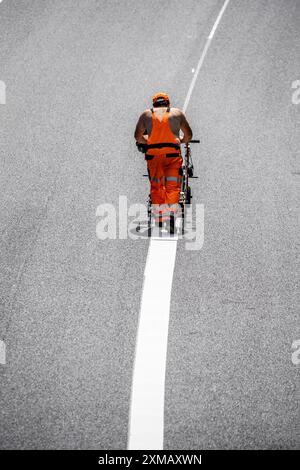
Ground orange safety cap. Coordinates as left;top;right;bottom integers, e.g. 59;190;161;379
152;92;170;104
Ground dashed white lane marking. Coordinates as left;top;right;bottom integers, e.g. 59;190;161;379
208;0;231;40
183;0;231;113
0;340;6;365
128;0;231;450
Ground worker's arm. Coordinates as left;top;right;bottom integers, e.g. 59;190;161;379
179;112;193;143
134;112;148;144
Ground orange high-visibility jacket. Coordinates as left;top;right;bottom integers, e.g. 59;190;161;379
146;109;181;156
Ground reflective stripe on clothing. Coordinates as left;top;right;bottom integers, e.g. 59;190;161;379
150;177;163;183
147;154;183;206
165;176;182;183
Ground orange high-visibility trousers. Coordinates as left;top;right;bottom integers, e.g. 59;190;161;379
146;154;182;220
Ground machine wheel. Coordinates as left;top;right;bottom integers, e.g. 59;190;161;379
186;186;192;204
180;202;185;235
147;208;152;236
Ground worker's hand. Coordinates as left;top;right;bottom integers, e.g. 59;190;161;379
136;142;147;153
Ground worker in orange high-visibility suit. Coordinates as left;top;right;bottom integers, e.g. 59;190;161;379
134;92;193;226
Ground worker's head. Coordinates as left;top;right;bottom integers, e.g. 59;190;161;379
152;92;170;108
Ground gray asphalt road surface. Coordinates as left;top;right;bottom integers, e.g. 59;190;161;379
0;0;299;449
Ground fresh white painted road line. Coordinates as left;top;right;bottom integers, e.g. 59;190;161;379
127;239;178;450
128;0;231;450
0;340;6;365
